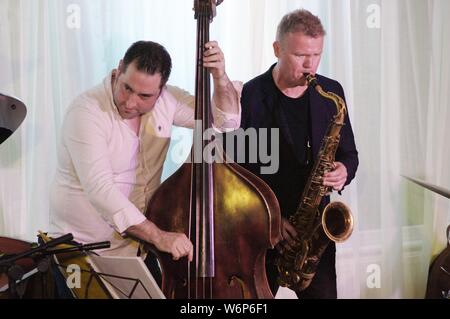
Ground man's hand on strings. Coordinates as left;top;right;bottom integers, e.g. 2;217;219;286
203;41;226;80
155;230;194;262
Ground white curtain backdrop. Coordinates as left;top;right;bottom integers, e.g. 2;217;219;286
1;0;449;298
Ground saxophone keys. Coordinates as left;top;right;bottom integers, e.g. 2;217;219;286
292;273;301;284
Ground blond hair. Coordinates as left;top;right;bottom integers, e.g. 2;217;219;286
276;9;326;41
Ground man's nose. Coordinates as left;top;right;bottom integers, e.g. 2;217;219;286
126;93;138;109
303;56;313;68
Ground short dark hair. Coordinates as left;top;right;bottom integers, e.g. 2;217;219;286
122;41;172;87
276;9;326;41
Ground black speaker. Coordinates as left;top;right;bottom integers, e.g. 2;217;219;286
0;94;27;145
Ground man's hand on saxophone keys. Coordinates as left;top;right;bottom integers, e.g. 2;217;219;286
323;161;348;192
276;217;298;254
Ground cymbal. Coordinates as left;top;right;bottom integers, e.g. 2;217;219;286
402;175;450;199
0;93;27;145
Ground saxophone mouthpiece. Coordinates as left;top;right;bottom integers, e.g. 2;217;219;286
304;73;318;88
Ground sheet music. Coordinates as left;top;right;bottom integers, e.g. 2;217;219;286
87;255;165;299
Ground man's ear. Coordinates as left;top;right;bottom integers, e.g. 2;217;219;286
117;60;124;74
273;41;281;58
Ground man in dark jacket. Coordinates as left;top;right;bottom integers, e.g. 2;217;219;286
237;9;359;299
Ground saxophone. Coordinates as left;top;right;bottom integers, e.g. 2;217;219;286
276;73;354;292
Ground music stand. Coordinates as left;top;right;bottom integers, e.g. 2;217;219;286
0;268;38;294
86;255;165;299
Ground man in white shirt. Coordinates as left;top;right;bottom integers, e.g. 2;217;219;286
49;40;241;271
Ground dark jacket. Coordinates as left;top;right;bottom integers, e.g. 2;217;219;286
238;65;359;217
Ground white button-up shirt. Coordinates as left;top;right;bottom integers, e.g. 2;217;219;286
49;72;241;256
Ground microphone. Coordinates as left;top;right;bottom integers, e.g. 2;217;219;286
44;241;111;255
45;233;74;248
0;233;74;266
80;241;111;251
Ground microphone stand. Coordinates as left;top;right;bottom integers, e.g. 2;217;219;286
0;233;110;299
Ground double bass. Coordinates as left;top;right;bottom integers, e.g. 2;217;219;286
145;0;281;299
